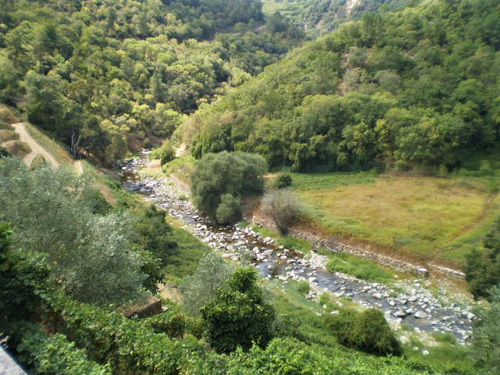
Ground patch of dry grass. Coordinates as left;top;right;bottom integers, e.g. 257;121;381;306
295;174;499;267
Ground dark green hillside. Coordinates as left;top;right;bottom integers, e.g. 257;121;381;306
185;0;500;173
0;0;304;165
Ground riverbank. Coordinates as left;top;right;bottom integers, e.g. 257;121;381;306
121;153;478;344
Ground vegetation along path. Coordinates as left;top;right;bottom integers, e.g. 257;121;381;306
122;153;477;344
11;123;59;168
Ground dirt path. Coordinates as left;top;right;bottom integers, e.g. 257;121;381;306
11;123;59;168
74;160;84;175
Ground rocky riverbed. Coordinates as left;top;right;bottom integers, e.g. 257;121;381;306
121;153;476;344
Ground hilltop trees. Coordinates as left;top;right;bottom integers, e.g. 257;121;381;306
0;0;304;166
186;0;500;173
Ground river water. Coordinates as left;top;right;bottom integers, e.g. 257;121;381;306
121;153;475;344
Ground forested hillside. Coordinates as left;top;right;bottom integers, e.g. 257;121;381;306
263;0;413;33
185;0;499;173
0;0;303;165
2;0;500;374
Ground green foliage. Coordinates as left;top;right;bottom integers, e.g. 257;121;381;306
216;193;243;225
17;328;111;375
325;308;402;356
152;139;176;166
201;267;275;353
472;288;500;374
41;294;209;375
0;158;147;305
465;219;500;300
180;252;234;316
132;205;178;293
0;223;50;337
191;151;267;223
326;253;394;283
431;332;457;345
296;280;310;295
0;0;303;165
187;0;500;172
273;172;292;189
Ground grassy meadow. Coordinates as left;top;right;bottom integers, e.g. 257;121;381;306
291;170;499;268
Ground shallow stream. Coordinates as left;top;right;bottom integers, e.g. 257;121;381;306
121;153;475;344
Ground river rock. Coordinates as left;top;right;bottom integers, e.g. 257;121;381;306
415;311;428;319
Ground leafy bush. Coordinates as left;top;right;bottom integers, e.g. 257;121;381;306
0;158;147;305
201;268;275;353
133;205;178;293
465;219;500;300
17;328;111;375
216;193;242;225
191;151;266;224
472;288;500;374
325;308;402;356
274;172;292;189
152;139;176;166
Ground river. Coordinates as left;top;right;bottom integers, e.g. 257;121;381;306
121;153;476;344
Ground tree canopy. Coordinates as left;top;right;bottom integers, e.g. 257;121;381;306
184;0;500;172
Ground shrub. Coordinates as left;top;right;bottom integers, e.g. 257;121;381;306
261;189;301;234
191;151;266;223
215;194;242;225
152;139;176;166
274;172;292;189
17;328;111;375
472;288;500;373
325;308;402;356
201;268;275;353
0;129;19;142
0;159;147;305
180;252;234;316
5;140;31;157
465;219;500;300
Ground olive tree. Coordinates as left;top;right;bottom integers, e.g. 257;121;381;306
179;252;234;316
0;158;146;305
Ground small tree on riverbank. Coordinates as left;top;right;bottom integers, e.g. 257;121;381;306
191;151;267;225
201;267;275;353
261;189;301;234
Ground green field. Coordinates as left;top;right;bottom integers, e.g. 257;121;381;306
291;171;499;268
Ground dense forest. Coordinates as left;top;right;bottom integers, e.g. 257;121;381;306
185;0;499;172
0;0;303;165
263;0;414;34
1;0;500;374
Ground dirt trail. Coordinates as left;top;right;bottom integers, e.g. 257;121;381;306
11;123;59;168
74;160;84;175
10;122;86;175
